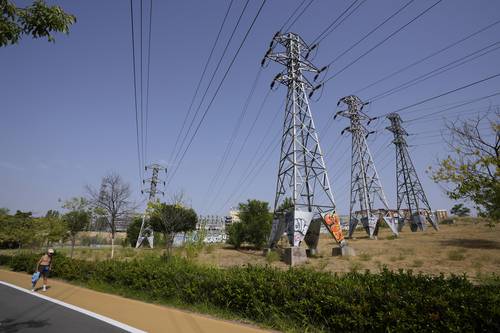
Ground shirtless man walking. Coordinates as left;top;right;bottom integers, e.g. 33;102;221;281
31;248;54;292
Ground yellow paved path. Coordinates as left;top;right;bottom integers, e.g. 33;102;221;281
0;269;271;333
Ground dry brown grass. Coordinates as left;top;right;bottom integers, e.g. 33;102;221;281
6;220;497;282
191;220;500;280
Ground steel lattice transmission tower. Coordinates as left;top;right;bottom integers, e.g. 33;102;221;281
136;163;167;248
386;113;439;232
263;32;347;253
335;95;398;238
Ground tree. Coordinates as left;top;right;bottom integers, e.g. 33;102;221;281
0;208;9;217
63;210;89;258
0;211;18;248
227;199;272;249
0;210;66;249
43;210;67;248
11;210;35;247
450;204;471;217
1;0;76;47
150;202;197;256
226;222;245;249
431;111;499;221
87;173;136;258
126;216;142;248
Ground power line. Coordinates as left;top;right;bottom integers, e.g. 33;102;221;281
207;0;316;213
206;88;272;210
284;0;315;32
144;0;153;165
311;0;364;45
167;0;268;186
218;135;281;214
171;0;251;166
168;0;235;165
216;98;284;213
382;74;500;117
405;92;500;122
368;41;500;102
354;18;500;94
130;0;143;184
140;0;145;169
325;0;415;67
203;69;263;206
279;0;308;32
321;0;443;85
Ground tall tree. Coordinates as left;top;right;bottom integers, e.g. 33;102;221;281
1;0;76;47
227;200;272;249
126;216;142;248
431;111;499;220
43;210;67;248
63;210;89;258
150;201;197;256
0;208;9;217
87;173;135;258
450;204;471;217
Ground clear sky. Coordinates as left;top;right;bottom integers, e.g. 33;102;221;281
1;0;499;217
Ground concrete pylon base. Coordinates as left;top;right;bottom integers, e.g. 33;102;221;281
284;247;308;266
306;248;318;257
332;245;356;257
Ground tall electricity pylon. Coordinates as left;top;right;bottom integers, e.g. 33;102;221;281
136;163;167;248
386;113;439;232
335;95;398;238
263;32;347;251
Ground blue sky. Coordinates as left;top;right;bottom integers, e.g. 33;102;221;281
1;0;499;217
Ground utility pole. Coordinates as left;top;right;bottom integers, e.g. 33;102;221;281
136;163;167;248
386;113;439;231
262;32;349;262
335;95;398;238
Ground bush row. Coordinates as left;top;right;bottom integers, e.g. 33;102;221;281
1;253;499;332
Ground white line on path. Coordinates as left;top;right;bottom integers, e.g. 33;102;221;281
0;281;147;333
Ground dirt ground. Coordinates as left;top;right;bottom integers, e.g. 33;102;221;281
5;220;498;282
195;221;500;281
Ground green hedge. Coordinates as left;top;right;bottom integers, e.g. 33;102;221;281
1;253;499;332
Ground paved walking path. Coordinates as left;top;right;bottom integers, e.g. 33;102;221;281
0;269;270;333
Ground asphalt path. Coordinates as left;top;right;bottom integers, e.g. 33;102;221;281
0;284;130;333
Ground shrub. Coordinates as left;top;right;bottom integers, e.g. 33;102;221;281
265;251;280;264
126;216;142;247
1;253;499;332
226;222;245;249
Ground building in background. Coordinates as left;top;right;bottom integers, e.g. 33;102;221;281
225;207;241;225
434;209;448;222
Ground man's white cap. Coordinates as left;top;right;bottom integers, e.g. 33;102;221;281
48;248;54;254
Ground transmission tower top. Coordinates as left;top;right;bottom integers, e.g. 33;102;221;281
335;95;374;136
262;32;327;91
141;163;167;200
386;113;409;146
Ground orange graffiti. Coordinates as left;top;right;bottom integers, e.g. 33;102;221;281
323;213;345;243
